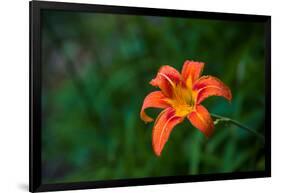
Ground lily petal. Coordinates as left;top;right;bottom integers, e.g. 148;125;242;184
181;60;204;86
140;91;170;123
193;75;232;104
150;65;181;97
187;105;214;137
152;107;184;156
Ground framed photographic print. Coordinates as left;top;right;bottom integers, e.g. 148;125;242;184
29;0;271;192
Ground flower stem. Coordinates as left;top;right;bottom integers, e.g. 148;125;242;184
210;113;265;144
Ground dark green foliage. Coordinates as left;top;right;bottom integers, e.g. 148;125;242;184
41;10;265;183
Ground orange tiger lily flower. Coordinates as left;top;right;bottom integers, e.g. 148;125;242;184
140;60;232;156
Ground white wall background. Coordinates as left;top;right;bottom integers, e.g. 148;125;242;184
0;0;279;192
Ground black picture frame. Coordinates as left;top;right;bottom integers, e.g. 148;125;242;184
29;0;271;192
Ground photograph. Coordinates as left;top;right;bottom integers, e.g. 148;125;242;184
41;9;266;184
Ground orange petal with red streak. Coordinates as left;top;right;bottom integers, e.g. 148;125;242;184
187;105;214;137
193;75;232;104
140;91;170;123
150;65;181;97
152;107;184;156
181;60;204;85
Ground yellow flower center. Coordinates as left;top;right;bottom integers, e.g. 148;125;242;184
165;79;196;117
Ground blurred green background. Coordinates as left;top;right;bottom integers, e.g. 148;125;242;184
41;10;265;184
